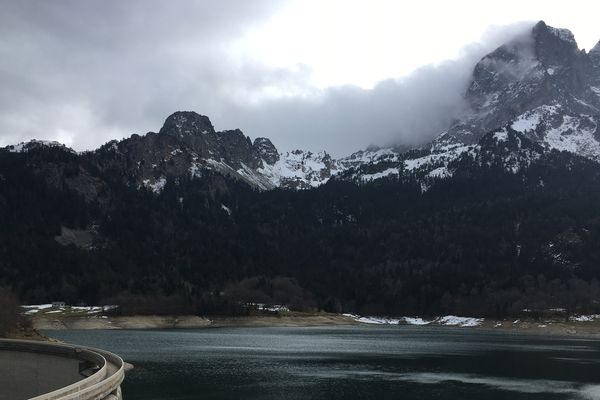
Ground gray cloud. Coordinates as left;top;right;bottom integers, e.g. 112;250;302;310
220;22;535;156
0;1;533;156
0;0;284;148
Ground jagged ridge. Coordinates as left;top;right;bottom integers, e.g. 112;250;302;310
3;21;600;193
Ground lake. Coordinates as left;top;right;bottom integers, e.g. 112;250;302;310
47;326;600;399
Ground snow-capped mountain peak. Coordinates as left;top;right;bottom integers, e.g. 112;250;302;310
429;21;600;163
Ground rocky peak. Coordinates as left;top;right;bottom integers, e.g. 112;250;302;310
214;129;257;168
466;38;537;106
466;21;585;106
531;21;583;70
218;129;252;147
533;20;576;47
252;137;279;165
159;111;215;137
444;21;600;150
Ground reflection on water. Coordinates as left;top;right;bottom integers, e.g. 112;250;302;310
47;326;600;400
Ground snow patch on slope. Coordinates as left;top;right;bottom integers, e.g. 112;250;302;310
339;148;400;169
360;168;400;182
143;177;167;193
493;129;509;142
404;145;476;172
511;105;560;133
221;204;232;215
258;150;336;189
5;139;75;153
427;166;452;179
512;114;541;132
544;116;600;161
236;162;273;190
189;161;202;178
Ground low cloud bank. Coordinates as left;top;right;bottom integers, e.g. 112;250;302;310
0;1;532;156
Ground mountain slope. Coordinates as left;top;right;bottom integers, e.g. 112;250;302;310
3;137;600;317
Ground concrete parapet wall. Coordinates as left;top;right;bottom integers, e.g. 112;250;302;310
0;339;125;400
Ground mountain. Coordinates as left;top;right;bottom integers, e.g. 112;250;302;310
6;22;599;193
457;21;599;143
91;111;345;191
2;21;600;317
16;21;598;195
335;21;600;186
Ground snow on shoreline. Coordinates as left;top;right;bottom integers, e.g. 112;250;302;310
345;313;600;327
21;304;118;315
343;314;484;327
570;314;600;322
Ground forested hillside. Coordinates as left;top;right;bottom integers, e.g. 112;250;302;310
2;141;600;318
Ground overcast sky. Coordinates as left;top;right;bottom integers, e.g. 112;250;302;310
1;0;599;156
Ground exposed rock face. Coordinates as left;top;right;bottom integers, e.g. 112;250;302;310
156;111;262;172
85;109;360;191
159;111;215;137
252;137;279;166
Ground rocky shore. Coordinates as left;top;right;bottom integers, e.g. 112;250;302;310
21;304;600;337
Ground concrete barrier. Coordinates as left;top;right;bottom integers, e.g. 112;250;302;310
0;339;125;400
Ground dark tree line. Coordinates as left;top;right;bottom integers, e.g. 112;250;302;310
2;147;600;317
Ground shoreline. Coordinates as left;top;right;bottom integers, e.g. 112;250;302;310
476;319;599;337
29;311;361;330
27;311;600;337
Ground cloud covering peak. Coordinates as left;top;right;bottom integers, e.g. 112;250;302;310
0;1;536;156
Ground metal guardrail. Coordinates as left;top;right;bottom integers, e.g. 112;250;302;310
0;339;125;400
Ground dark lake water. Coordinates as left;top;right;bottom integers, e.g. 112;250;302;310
47;326;600;400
